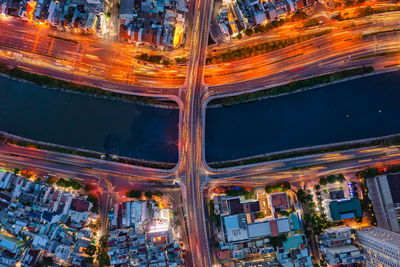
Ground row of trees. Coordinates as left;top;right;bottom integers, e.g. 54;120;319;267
127;189;163;199
54;178;82;190
334;5;400;21
225;186;254;199
136;53;170;65
265;182;290;193
358;165;400;180
206;30;332;64
175;56;187;64
319;174;345;185
296;189;313;203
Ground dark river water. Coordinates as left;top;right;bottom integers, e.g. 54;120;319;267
205;71;400;163
0;77;179;163
2;71;400;165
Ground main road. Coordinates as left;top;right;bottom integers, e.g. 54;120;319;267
177;0;214;264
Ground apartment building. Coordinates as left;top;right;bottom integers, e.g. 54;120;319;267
357;227;400;267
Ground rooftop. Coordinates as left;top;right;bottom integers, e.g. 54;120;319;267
324;245;360;255
357;227;400;247
387;174;400;204
328;198;362;221
270;193;289;211
224;214;249;242
283;235;305;252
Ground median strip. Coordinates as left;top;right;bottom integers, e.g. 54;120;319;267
206;30;332;64
353;50;400;61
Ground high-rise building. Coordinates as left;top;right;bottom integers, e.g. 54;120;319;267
366;174;400;232
357;227;400;267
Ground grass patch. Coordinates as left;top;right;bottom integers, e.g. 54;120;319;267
362;28;400;38
353;50;400;61
385;63;400;68
48;35;79;43
334;6;400;21
209;66;374;107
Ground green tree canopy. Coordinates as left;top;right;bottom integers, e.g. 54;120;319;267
127;190;141;198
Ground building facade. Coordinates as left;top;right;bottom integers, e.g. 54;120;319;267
320;226;365;266
366;174;400;232
357;227;400;267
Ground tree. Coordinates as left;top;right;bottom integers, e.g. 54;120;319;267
84;244;97;256
291;10;307;21
41;256;54;266
359;168;379;179
269;234;287;248
244;28;253;36
278;210;290;216
127;190;141;198
327;175;336;184
154;191;163;197
70;180;82;190
87;194;97;204
144;191;154;199
255;212;265;219
84;183;94;192
46;176;57;185
388;165;400;173
296;189;312;203
56;178;70;187
162;59;170;66
85;257;94;264
98;235;110;267
303;18;320;28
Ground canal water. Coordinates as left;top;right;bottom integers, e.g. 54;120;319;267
205;71;400;163
0;77;179;163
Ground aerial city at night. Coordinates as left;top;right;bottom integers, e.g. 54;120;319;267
0;0;400;265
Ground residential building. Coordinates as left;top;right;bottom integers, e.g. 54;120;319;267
0;172;100;266
320;226;355;247
0;234;23;253
320;226;365;266
107;200;184;266
0;172;15;189
121;201;148;231
270;192;290;213
119;0;188;48
216;0;315;38
277;235;312;267
366;174;400;232
21;249;42;267
323;245;365;266
357;227;400;267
